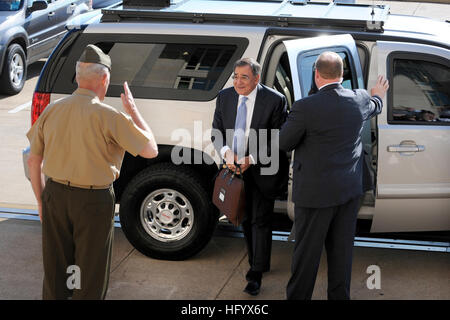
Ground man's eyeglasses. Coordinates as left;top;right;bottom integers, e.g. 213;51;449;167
232;74;251;81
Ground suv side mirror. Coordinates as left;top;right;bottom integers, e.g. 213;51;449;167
27;0;48;13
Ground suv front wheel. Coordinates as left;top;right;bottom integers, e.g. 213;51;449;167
0;44;27;95
119;163;219;260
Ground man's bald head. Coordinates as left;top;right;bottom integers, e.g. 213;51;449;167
315;52;343;80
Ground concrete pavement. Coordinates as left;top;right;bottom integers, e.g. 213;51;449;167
0;218;448;300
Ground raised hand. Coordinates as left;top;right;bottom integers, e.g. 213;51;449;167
121;81;137;115
371;75;389;99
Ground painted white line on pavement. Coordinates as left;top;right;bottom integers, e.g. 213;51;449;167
8;101;31;114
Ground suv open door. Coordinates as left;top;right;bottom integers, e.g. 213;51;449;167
371;41;450;232
284;34;364;100
282;34;367;221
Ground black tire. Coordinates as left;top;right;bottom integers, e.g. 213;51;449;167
0;44;27;95
119;163;219;260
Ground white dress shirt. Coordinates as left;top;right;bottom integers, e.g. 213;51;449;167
220;86;258;164
318;81;342;90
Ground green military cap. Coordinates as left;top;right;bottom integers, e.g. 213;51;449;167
78;44;111;71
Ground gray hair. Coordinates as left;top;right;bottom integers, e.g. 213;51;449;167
233;58;261;76
76;61;109;82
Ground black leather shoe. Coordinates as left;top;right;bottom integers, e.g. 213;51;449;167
246;269;262;282
245;269;254;281
244;280;261;296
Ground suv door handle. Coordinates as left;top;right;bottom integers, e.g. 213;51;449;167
387;140;425;155
48;11;55;17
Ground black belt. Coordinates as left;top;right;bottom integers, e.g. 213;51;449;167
50;178;111;190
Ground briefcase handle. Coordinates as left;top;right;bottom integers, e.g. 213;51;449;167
221;163;243;177
234;164;242;176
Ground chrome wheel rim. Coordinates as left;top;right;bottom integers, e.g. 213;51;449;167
9;53;24;87
140;188;194;242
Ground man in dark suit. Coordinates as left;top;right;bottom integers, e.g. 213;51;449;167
279;52;389;300
212;58;288;296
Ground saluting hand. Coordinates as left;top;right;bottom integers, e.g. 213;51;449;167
121;81;137;115
371;75;389;99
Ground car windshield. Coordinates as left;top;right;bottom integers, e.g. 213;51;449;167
0;0;22;11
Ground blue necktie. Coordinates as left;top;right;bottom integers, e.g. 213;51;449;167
233;96;248;159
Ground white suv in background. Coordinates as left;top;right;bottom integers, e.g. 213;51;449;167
23;0;450;260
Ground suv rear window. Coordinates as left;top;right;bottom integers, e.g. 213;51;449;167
105;42;235;91
51;34;248;101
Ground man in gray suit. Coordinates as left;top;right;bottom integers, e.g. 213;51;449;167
279;52;389;300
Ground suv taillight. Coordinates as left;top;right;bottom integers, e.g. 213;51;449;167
31;92;51;125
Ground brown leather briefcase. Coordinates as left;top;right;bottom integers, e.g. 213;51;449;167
212;165;246;226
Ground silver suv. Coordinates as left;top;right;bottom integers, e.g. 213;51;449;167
23;0;450;260
0;0;91;94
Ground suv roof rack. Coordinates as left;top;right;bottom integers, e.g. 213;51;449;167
101;0;390;32
123;0;170;7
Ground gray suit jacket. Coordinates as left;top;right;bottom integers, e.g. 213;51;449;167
279;83;382;208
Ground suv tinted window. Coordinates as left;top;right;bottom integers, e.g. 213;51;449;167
389;53;450;125
0;0;22;11
298;49;357;97
51;34;248;101
106;43;235;91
